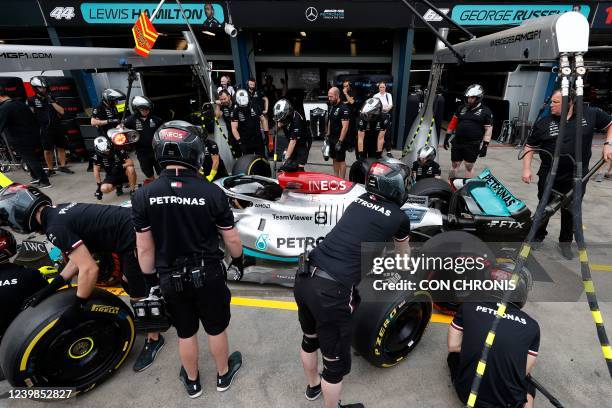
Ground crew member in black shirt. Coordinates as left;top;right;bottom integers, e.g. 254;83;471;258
522;88;612;259
231;89;266;156
294;159;412;408
91;88;125;136
132;120;243;398
0;184;164;373
247;78;271;152
412;145;441;181
92;136;137;198
273;99;311;171
447;278;539;408
0;88;50;188
124;96;162;183
327;87;351;178
356;98;388;160
27;76;74;175
202;135;227;181
215;90;234;126
445;84;493;178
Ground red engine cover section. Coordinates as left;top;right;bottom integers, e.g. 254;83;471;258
277;171;354;194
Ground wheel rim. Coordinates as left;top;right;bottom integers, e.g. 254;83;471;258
247;158;271;177
382;301;431;358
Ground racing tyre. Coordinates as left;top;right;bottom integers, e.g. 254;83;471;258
0;287;135;396
410;178;452;214
232;154;272;177
352;284;432;368
348;159;376;184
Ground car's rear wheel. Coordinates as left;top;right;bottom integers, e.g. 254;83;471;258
232;154;272;177
411;178;452;214
0;288;135;397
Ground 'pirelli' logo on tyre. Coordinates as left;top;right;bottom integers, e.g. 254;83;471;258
90;305;120;314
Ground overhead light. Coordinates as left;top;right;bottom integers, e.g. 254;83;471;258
346;32;352;37
300;32;307;37
202;30;216;36
0;40;5;44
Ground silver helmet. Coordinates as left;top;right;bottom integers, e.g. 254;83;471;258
235;89;250;108
464;84;484;104
94;136;112;155
273;99;293;125
30;76;49;89
102;88;126;105
417;145;436;162
131;95;153;112
360;98;382;121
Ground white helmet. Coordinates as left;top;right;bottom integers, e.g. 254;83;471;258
417;145;436;162
131;95;153;112
464;84;484;104
235;89;250;108
94;136;112;155
360;98;382;121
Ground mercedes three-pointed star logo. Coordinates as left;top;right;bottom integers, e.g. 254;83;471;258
305;6;318;22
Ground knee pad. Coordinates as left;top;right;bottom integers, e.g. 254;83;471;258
301;335;319;353
321;355;351;384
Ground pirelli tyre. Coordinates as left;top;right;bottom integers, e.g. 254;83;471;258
410;178;452;214
0;287;135;396
231;154;272;177
348;158;376;184
352;283;432;368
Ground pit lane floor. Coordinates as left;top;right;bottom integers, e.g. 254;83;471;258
1;141;612;407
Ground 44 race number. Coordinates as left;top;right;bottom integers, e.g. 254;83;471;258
49;7;76;20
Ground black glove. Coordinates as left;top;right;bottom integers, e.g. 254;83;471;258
228;254;244;281
356;151;365;162
479;141;489;158
22;275;67;309
47;95;56;104
57;296;88;330
95;183;103;200
107;118;120;125
444;133;452;150
335;140;343;153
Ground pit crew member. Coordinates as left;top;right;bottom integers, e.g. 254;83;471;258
231;89;266;156
124;96;162;183
92;136;137;198
356;98;388;160
327;87;351;178
412;145;441;181
273;98;311;171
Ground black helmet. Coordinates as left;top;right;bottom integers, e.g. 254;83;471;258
0;228;16;263
417;145;436;162
273;99;293;125
102;88;126;105
0;183;52;234
365;159;412;206
94;136;112;155
131;95;154;113
235;89;250;109
153;120;205;170
464;84;484;104
488;263;532;309
360;98;382;122
30;76;49;90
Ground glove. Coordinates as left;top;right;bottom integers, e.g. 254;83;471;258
444;133;452;150
57;296;87;330
228;254;244;281
22;275;67;309
479;141;489;158
335;140;343;153
95;183;103;200
356;151;365;162
107;118;120;125
47;95;56;104
206;169;217;182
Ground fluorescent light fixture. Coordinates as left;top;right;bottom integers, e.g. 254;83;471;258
202;30;216;36
300;31;307;37
346;32;352;37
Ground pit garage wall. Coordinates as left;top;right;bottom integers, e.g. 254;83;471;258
503;65;554;124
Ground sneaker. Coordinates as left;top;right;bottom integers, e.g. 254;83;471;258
217;351;242;391
58;166;74;174
37;181;52;189
558;243;575;260
386;152;394;158
179;366;202;398
305;383;322;401
338;401;365;408
116;186;124;196
133;334;165;372
28;178;40;184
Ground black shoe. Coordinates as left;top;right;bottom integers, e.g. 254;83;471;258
37;181;52;189
58;166;74;174
217;351;242;391
179;366;202;398
338;402;365;408
305;383;322;401
116;186;124;196
386;152;393;158
46;170;56;177
558;243;575;260
28;178;40;184
133;334;165;372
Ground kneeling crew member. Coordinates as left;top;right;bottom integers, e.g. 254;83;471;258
93;136;137;198
273;99;311;172
445;84;493;178
202;132;228;182
447;272;539;408
356;98;388;160
124;96;162;183
231;89;266;156
0;184;164;372
294;159;412;408
132;120;243;398
412;145;441;181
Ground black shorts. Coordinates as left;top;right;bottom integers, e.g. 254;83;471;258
451;141;480;163
293;272;358;360
136;149;161;178
120;250;153;298
242;140;265;156
160;264;231;339
292;141;311;166
102;170;129;187
41;125;66;150
328;137;346;162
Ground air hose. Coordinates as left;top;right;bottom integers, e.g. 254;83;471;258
571;55;612;377
466;54;574;408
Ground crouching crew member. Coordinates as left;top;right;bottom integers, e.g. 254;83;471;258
231;89;266;156
294;159;412;408
0;184;164;372
273;99;311;172
356;98;388;160
445;84;493;178
412;145;441;181
132;120;243;398
93;136;137;198
202;132;228;182
124;96;162;183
